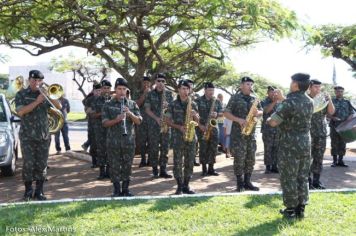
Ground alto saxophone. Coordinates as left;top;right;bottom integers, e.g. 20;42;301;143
203;97;218;141
183;96;198;142
160;89;169;133
241;93;259;136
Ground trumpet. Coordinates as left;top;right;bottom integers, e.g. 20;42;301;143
120;97;128;136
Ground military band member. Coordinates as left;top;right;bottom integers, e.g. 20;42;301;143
132;76;151;167
267;73;313;219
91;80;112;180
224;76;263;192
15;70;62;201
102;78;142;197
308;79;335;189
165;80;200;194
145;73;173;178
329;86;355;167
196;82;223;176
261;86;280;174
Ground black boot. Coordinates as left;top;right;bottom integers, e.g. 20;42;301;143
97;166;106;180
312;174;325;189
244;173;259;191
91;156;98;168
175;178;183;195
308;176;315;190
33;180;47;201
271;164;279;173
280;208;296;220
194;160;200;166
265;165;272;174
139;156;147;168
337;156;348;167
236;175;245;192
207;164;219;176
122;180;134;197
23;181;33;201
182;177;195;194
147;159;151;167
201;164;208;176
105;165;111;178
111;182;121;197
159;166;172;178
331;155;338;167
152;167;159;178
295;204;305;219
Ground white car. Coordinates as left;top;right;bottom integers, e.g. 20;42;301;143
0;94;20;176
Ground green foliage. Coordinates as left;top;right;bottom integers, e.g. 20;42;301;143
0;192;355;235
67;112;87;122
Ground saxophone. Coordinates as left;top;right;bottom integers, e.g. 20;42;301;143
160;89;169;133
203;97;218;141
241;95;259;136
183;96;198;142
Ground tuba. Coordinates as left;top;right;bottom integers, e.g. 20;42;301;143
241;91;259;136
312;92;329;113
203;97;217;141
183;96;198;142
37;83;65;134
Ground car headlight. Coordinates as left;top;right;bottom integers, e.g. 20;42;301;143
0;133;7;146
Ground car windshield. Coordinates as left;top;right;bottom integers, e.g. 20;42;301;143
0;99;8;122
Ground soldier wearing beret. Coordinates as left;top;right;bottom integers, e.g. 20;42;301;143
102;78;142;197
15;70;62;201
224;76;263;192
91;80;112;180
329;86;355;167
267;73;313;219
308;79;335;189
196;82;223;176
131;76;151;167
165;80;200;194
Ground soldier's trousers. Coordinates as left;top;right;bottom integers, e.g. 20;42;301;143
88;121;97;160
95;126;107;166
137;119;150;158
330;126;346;156
173;141;196;179
21;138;50;182
107;145;135;183
148;126;169;168
310;135;326;174
231;135;256;176
197;128;218;164
262;132;278;166
278;141;311;208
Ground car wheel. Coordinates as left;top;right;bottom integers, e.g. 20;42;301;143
1;148;16;177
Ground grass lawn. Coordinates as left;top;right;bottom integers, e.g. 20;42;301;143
67;112;87;122
0;192;355;235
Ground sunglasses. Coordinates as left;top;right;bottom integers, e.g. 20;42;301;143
156;79;165;83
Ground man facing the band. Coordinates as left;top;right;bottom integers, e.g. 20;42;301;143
329;86;355;167
132;76;151;167
91;80;112;180
224;76;263;192
102;78;142;197
15;70;62;201
165;80;200;194
145;73;174;178
196;82;223;176
261;86;280;174
308;79;335;189
267;73;313;219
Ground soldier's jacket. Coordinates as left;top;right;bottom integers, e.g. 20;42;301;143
270;91;313;146
309;97;328;138
195;95;223;126
225;92;262;138
261;97;277;134
15;87;51;141
131;89;149;120
102;97;141;147
85;95;96;124
330;97;354;127
92;95;108;127
144;89;173;125
166;96;198;146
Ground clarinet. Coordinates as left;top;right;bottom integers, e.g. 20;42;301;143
120;97;128;136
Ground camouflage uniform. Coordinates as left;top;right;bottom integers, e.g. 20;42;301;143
195;95;223;166
261;97;279;170
15;87;51;182
166;97;197;182
225;92;261;176
93;96;109;168
329;98;354;157
102;97;141;183
270;91;313;209
144;89;173;173
83;95;98;166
